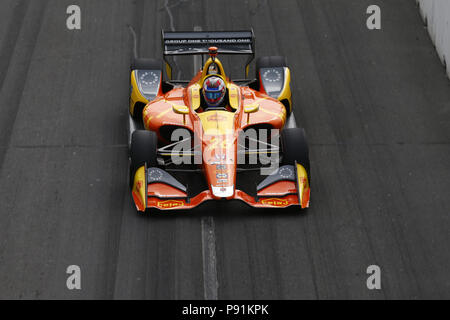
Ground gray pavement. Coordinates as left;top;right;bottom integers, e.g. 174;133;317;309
0;0;449;299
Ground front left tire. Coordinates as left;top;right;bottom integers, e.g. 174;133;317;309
129;130;158;187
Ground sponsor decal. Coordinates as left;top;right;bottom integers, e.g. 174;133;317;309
208;153;228;165
279;166;294;179
148;169;163;181
157;200;184;209
165;38;251;45
215;153;226;160
207;114;227;122
261;198;289;207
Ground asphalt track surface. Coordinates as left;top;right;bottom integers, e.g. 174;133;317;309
0;0;449;299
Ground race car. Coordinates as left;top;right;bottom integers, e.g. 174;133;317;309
127;29;310;212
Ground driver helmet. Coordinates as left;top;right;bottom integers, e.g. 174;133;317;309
202;76;226;108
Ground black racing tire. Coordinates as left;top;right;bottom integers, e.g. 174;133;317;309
131;57;162;71
255;56;287;76
130;130;158;187
281;128;310;179
131;102;146;121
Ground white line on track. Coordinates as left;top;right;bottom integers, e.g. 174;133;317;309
201;216;219;300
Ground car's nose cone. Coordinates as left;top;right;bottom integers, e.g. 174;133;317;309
211;185;234;198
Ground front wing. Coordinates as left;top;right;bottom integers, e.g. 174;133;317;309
131;163;310;212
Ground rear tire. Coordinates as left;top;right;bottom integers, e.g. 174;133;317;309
130;130;158;187
281;128;310;179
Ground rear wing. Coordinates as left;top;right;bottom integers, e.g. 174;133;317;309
161;30;255;79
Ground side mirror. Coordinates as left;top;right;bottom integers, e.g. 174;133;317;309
172;104;189;114
244;103;259;114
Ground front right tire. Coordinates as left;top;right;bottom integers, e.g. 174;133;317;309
281;128;310;180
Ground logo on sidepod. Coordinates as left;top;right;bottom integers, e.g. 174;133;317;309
261;198;289;207
157;200;184;209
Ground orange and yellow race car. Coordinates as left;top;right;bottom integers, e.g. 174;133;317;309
127;30;310;212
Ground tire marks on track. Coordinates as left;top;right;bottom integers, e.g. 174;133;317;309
0;0;48;172
0;0;29;91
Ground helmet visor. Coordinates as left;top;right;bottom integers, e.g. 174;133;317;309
205;90;223;102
